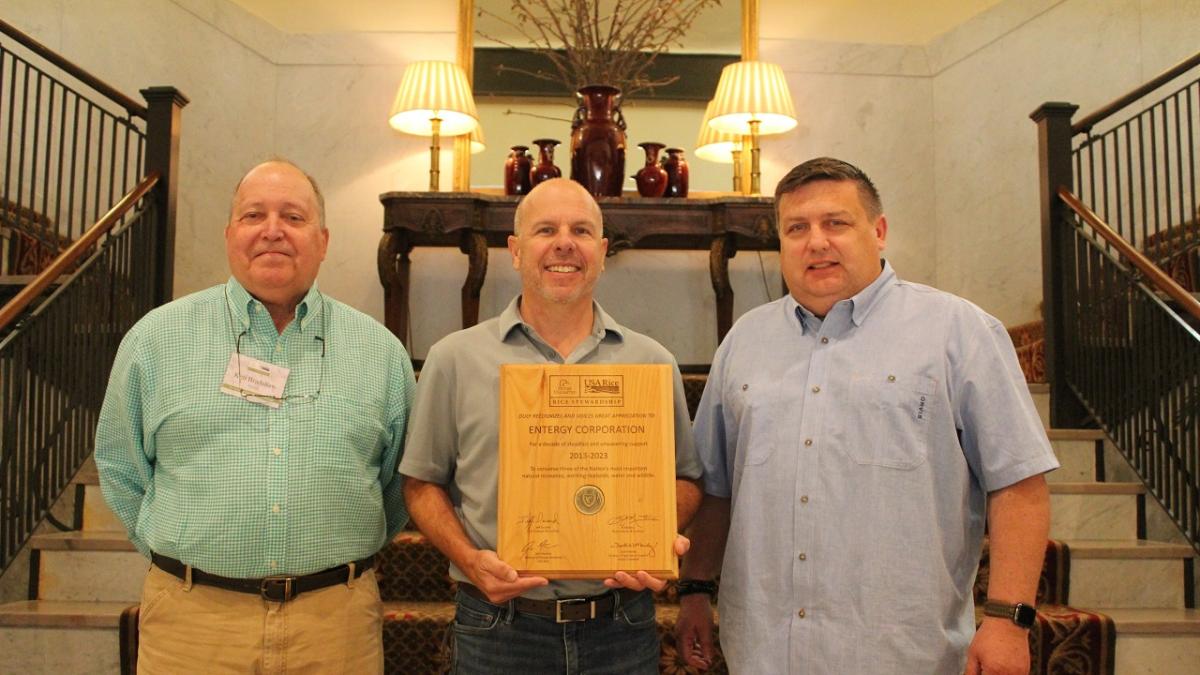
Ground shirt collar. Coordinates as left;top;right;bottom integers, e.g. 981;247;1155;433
788;259;897;332
498;295;625;344
224;277;324;333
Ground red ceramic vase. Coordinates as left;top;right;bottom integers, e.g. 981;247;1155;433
504;145;533;196
662;147;689;198
569;84;626;197
530;138;562;187
633;142;668;197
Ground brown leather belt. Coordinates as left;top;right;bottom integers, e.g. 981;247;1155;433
151;553;373;603
459;583;644;623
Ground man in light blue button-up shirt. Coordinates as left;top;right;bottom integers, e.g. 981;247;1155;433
677;158;1058;674
95;160;414;673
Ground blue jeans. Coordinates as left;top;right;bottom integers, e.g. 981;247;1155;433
450;588;660;674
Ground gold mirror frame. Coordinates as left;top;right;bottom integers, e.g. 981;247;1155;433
452;0;758;192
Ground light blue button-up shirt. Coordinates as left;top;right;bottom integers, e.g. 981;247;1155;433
695;262;1058;674
95;278;415;577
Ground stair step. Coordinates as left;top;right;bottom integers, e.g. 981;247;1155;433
1045;428;1104;483
1105;608;1200;674
1029;382;1049;426
1049;482;1142;540
0;601;124;675
32;532;144;603
1062;540;1195;609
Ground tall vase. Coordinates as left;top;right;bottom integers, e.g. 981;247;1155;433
662;147;689;198
530;138;562;187
633;142;668;198
570;84;626;197
504;145;533;196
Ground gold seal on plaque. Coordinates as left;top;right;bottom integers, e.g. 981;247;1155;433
574;485;605;515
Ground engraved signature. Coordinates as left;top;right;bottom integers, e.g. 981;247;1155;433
521;539;559;556
606;514;660;533
609;542;656;558
516;512;560;535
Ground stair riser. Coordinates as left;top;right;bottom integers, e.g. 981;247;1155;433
0;626;120;674
1069;558;1187;609
1046;439;1099;483
1112;634;1200;673
1049;494;1138;540
39;551;146;603
81;486;125;533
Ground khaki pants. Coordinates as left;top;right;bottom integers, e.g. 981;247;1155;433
137;563;383;674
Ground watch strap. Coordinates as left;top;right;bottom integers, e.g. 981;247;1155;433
982;600;1037;629
676;579;718;598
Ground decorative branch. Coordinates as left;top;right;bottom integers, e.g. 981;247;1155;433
477;0;722;99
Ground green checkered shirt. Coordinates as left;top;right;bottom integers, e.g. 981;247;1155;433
95;278;414;577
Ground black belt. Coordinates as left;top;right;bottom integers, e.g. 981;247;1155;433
151;553;374;603
460;583;644;623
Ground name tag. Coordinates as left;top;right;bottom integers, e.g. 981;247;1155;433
220;352;290;408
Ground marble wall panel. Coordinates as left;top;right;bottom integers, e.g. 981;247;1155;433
931;0;1148;325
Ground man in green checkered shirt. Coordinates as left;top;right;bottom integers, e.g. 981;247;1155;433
95;159;414;673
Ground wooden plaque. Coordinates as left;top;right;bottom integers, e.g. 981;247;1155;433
498;364;678;579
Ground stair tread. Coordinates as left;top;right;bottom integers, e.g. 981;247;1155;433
1060;539;1196;558
0;600;130;628
1100;608;1200;634
1049;482;1144;494
1045;428;1105;441
31;531;134;551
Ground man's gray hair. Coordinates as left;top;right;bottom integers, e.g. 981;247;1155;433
230;158;327;229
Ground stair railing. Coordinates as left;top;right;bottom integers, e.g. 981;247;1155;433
0;18;186;575
1033;51;1200;554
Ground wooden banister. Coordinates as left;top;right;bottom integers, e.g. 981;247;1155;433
1073;50;1200;135
1059;186;1200;322
0;173;160;331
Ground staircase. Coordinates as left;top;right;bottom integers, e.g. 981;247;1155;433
1;383;1197;673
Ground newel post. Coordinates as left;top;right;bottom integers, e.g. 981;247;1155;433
141;86;189;306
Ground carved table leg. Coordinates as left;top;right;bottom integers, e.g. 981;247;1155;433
709;233;737;343
460;231;489;329
378;231;414;348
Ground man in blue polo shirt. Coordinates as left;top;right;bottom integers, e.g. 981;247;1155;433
676;157;1058;674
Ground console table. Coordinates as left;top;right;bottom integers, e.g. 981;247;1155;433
378;192;777;349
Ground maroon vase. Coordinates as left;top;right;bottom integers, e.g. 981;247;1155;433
633;142;668;197
570;84;626;197
504;145;533;196
530;138;562;187
662;147;689;198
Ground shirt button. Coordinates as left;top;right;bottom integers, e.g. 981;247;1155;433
269;560;278;569
800;495;809;504
798;608;806;618
741;384;749;391
820;337;829;344
888;374;896;382
804;439;813;447
271;504;280;513
811;385;820;393
275;344;282;353
799;552;807;561
272;447;282;456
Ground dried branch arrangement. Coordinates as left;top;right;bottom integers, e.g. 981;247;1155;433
477;0;722;99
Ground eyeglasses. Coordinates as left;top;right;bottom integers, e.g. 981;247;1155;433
232;329;325;405
225;289;327;406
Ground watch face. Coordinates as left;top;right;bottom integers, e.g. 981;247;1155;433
1014;603;1037;627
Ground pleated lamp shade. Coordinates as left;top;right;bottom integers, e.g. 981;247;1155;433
708;61;797;136
694;99;740;164
388;61;479;136
470;125;486;154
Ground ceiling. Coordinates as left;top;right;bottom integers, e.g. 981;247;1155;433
225;0;1005;46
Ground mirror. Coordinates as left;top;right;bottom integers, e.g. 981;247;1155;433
455;0;750;193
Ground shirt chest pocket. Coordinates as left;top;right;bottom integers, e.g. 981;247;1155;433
841;372;937;470
728;378;785;466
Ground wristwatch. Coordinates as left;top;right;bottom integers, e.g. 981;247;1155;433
982;600;1037;629
676;579;718;598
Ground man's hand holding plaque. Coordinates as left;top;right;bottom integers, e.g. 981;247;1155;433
498;364;679;580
